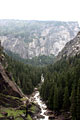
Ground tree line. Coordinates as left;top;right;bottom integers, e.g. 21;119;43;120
5;54;42;95
5;50;55;66
40;54;80;120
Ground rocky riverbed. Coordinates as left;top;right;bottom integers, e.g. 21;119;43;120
30;90;49;120
30;89;56;120
30;89;71;120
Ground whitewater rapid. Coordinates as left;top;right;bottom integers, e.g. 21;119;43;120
34;91;49;120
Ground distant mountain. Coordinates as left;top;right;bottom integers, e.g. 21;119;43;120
57;31;80;60
5;49;55;66
0;19;79;59
0;36;41;120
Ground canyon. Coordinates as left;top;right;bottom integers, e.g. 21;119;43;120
0;20;79;59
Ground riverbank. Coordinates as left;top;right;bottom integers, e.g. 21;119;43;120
30;89;72;120
30;90;49;120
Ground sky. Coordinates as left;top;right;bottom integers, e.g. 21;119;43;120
0;0;80;24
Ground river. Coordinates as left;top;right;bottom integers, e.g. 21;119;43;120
33;74;49;119
33;91;49;120
30;74;52;120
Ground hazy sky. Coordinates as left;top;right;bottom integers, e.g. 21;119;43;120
0;0;80;24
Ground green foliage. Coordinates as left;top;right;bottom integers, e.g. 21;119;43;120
0;93;22;108
53;84;59;111
40;54;80;119
27;115;32;120
0;107;26;119
5;55;42;95
5;50;55;66
63;86;70;110
70;84;77;120
5;109;25;117
77;79;80;120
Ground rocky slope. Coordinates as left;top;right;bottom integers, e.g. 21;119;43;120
0;42;24;98
0;41;41;120
57;31;80;60
0;19;79;59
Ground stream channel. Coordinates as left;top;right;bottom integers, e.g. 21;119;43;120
30;74;54;120
32;90;49;120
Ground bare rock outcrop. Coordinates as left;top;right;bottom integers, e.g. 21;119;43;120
0;63;24;98
0;20;79;59
57;31;80;60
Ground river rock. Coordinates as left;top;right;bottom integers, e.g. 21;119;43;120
44;110;54;116
49;115;55;119
37;114;45;119
34;88;38;91
1;112;8;116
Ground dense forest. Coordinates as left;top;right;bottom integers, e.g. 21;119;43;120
5;50;55;66
4;54;42;95
5;47;80;119
40;54;80;120
1;39;80;119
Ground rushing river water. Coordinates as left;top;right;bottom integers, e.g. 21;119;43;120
33;91;49;120
30;75;49;119
34;91;48;120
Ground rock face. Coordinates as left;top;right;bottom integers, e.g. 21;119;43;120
0;63;24;98
57;31;80;60
0;93;23;107
0;19;79;59
0;42;24;98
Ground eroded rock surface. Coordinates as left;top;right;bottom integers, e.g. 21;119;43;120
0;63;24;98
57;31;80;60
0;20;79;59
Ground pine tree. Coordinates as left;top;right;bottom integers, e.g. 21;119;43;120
53;84;59;111
77;79;80;120
70;84;77;120
58;85;63;110
48;85;54;110
63;86;70;111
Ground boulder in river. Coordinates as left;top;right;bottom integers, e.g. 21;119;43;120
44;110;54;116
49;115;55;119
34;88;38;91
37;114;45;119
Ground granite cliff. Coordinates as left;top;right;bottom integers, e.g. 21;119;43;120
0;42;24;98
57;31;80;60
0;20;79;59
0;42;41;120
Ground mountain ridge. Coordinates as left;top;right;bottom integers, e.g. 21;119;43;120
0;19;79;59
57;31;80;60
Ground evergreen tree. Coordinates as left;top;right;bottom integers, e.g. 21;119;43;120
77;79;80;120
40;53;80;117
53;84;59;111
58;85;63;110
48;85;54;110
5;54;41;95
70;84;77;120
63;86;70;111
